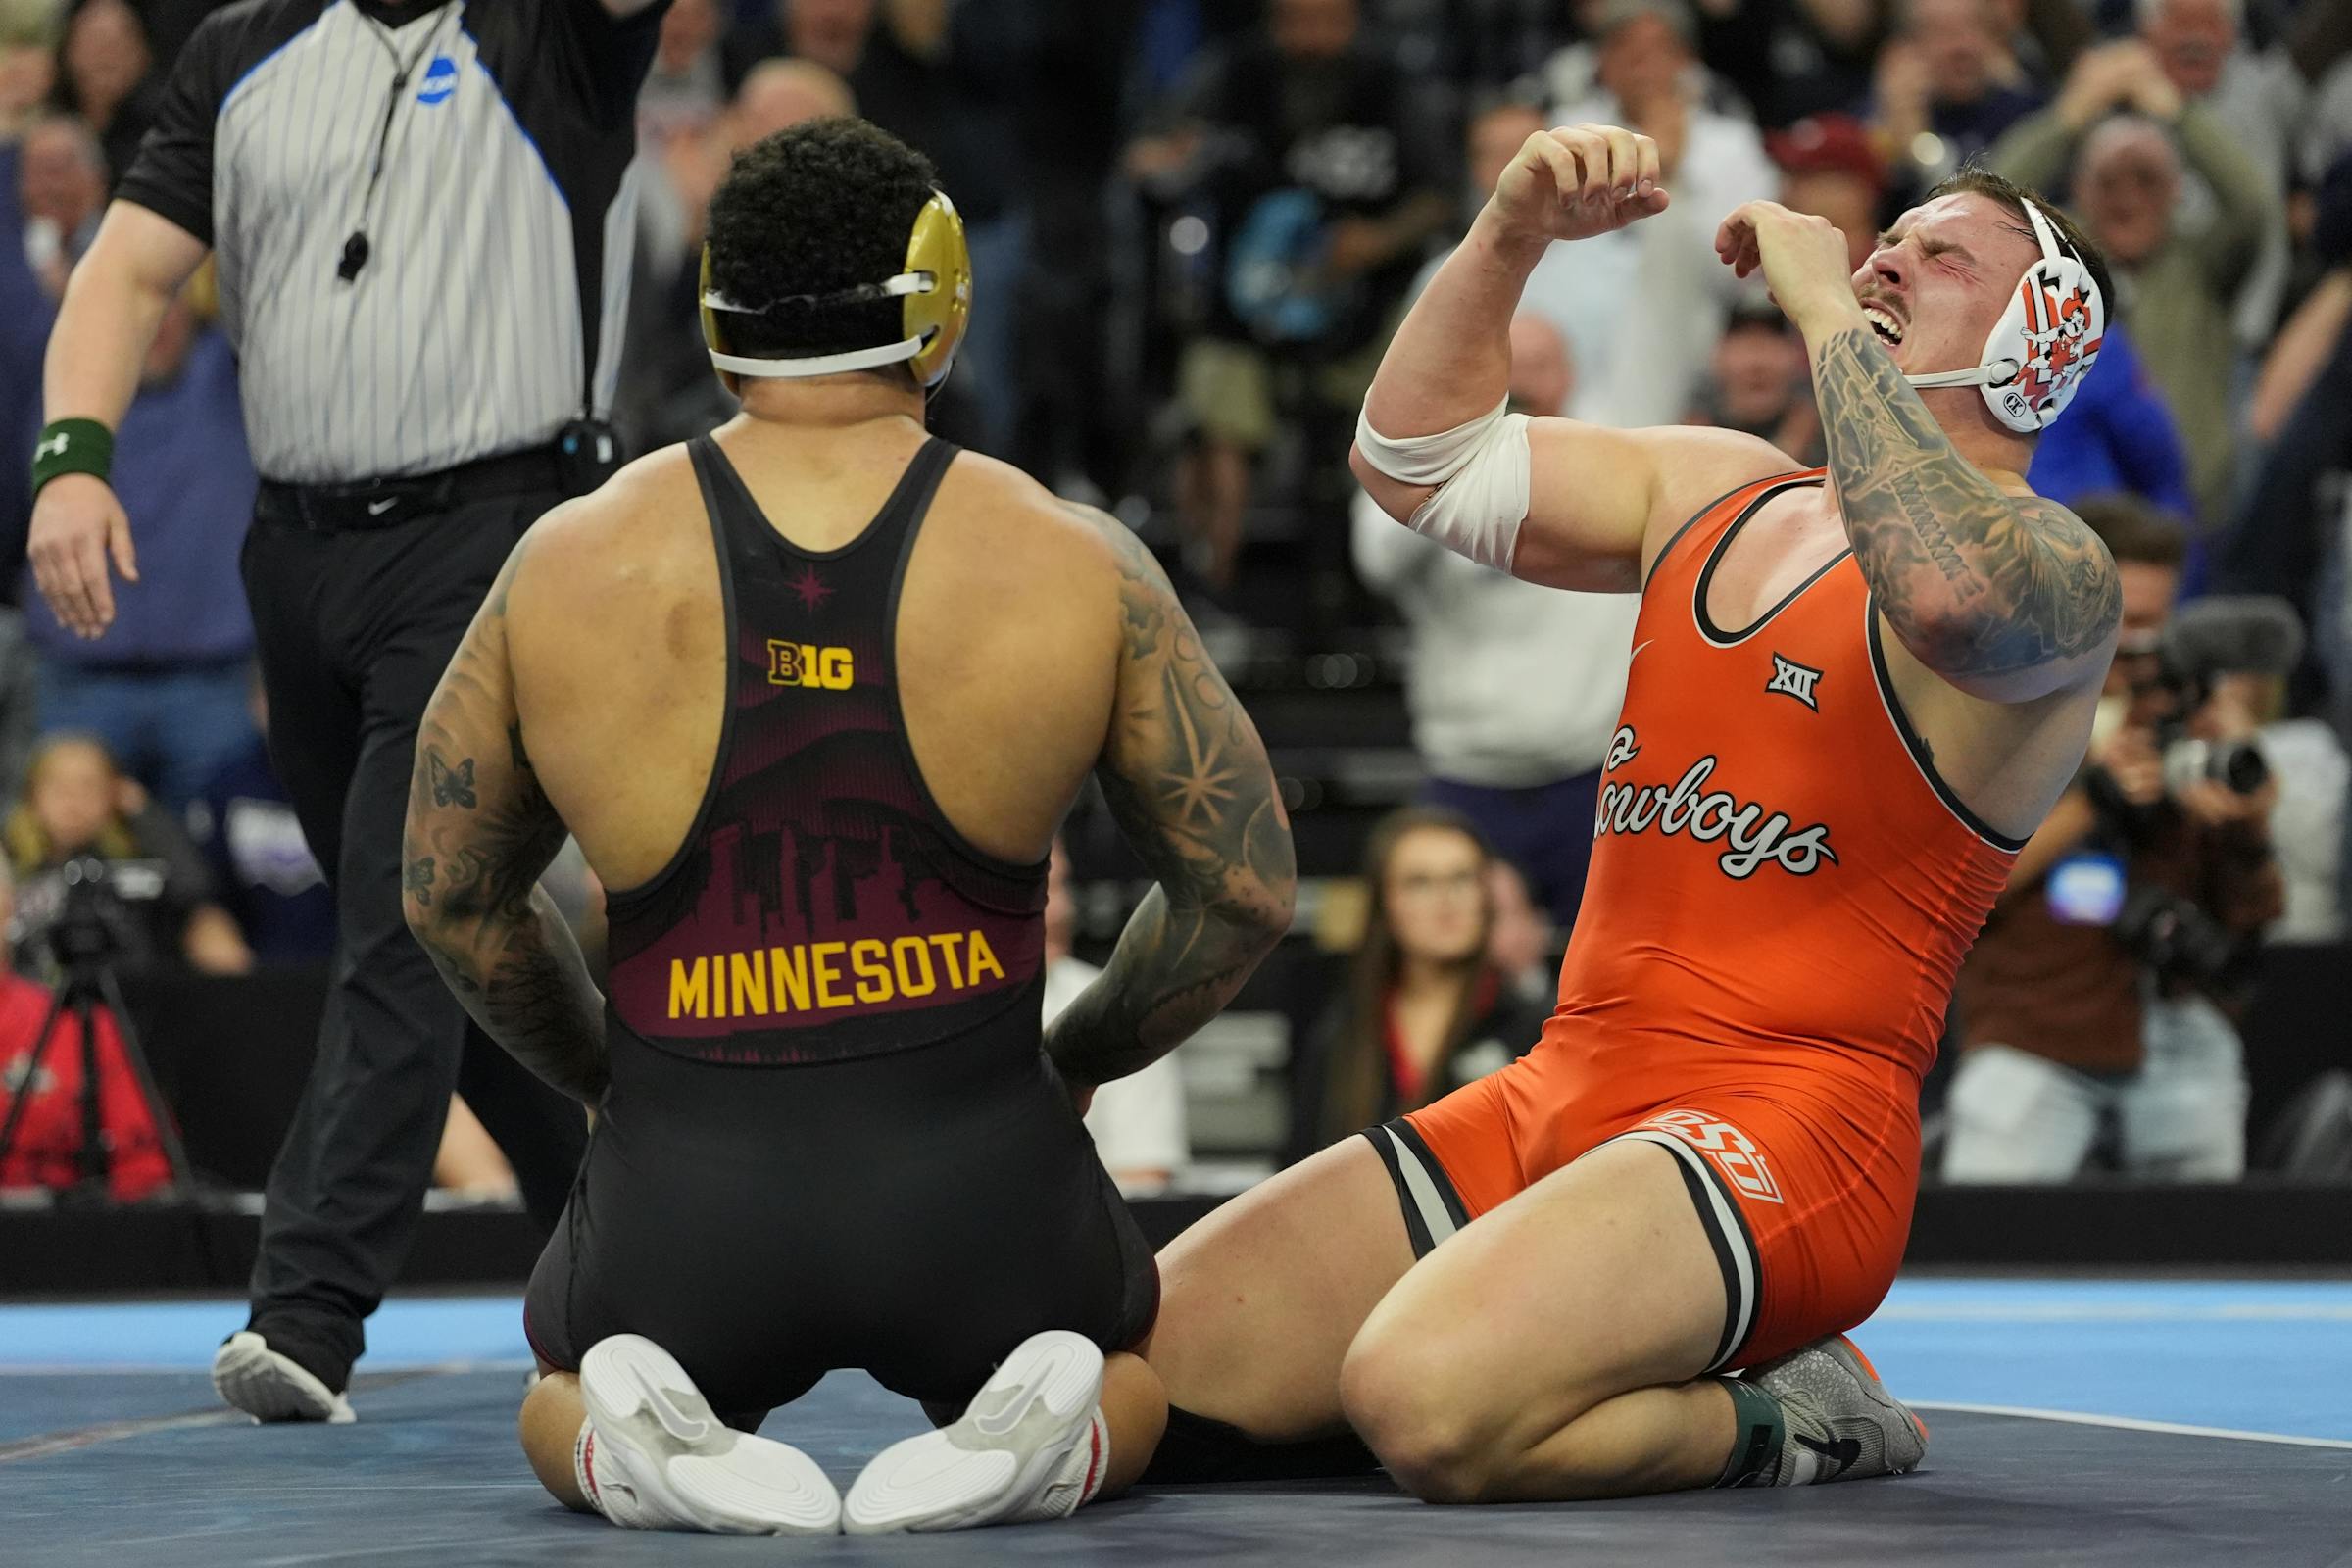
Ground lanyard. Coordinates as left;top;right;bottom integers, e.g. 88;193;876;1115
336;2;458;284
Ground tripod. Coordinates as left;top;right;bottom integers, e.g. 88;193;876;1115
0;945;197;1203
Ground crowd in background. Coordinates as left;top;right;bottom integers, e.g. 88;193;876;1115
3;0;2351;1194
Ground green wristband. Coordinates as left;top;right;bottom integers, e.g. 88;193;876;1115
30;418;114;497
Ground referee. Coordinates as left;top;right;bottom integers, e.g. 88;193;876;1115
25;0;669;1422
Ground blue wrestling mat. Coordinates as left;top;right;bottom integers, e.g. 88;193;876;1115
5;1276;2347;1565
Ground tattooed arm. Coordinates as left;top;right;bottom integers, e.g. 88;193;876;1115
401;538;608;1105
1045;508;1298;1090
1716;200;2121;703
1812;328;2119;701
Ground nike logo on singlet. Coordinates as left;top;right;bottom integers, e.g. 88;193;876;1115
1593;725;1838;879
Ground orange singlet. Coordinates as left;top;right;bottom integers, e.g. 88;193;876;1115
1377;470;2020;1371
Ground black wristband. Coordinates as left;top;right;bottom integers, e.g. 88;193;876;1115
30;418;114;497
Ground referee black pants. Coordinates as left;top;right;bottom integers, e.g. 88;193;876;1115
239;489;587;1385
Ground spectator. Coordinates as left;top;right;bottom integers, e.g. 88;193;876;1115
1352;313;1638;927
2246;232;2350;445
48;0;152;182
1992;0;2093;85
1685;301;1824;465
733;0;1022;453
1287;807;1547;1165
1042;840;1189;1191
2212;159;2352;766
15;110;103;300
1134;0;1449;590
2140;0;2295;177
735;51;854;136
727;0;935;109
184;672;331;966
1544;0;1780;426
0;857;172;1201
1767;111;1886;271
1872;0;2046;197
2136;0;2297;348
2220;670;2346;944
618;58;857;453
1410;99;1594;398
1990;59;2276;530
2026;319;2195;531
0;0;56;145
2210;202;2352;935
5;733;251;976
0;77;69;473
638;0;728;145
1943;499;2282;1183
12;288;256;813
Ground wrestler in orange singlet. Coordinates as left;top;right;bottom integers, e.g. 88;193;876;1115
1141;122;2122;1504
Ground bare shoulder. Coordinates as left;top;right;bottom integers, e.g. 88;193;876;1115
1622;424;1803;521
928;449;1150;596
503;447;708;612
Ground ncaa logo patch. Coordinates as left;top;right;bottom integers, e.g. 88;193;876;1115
1644;1110;1786;1204
417;56;458;105
1764;653;1823;710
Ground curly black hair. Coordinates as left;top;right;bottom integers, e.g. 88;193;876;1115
705;118;941;375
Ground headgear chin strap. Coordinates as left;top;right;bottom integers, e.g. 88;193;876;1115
700;189;973;389
1902;198;2104;434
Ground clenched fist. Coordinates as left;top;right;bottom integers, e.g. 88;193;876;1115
1490;123;1670;246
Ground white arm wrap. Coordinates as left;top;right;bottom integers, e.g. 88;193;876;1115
1352;397;1533;574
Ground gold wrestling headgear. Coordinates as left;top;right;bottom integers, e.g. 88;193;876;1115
699;189;972;390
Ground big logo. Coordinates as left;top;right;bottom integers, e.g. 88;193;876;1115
767;640;854;690
1595;726;1837;879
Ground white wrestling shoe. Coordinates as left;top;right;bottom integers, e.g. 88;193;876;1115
576;1335;840;1535
212;1332;355;1424
844;1329;1109;1534
1746;1334;1930;1483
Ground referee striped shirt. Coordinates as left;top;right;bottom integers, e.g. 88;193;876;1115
117;0;662;484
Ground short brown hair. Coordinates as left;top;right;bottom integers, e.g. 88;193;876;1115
2073;492;2186;568
1928;166;2115;325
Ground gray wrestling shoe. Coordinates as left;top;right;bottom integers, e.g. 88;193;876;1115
212;1332;355;1425
844;1329;1108;1533
1745;1334;1929;1483
577;1335;840;1534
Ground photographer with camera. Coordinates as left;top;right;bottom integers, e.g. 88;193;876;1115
0;855;174;1203
1943;497;2289;1183
5;733;249;977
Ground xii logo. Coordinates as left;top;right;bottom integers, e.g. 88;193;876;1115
1764;653;1823;711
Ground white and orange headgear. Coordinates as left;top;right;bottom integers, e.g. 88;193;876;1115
1903;198;2104;433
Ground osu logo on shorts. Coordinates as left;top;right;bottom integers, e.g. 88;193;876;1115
768;640;854;691
1643;1109;1786;1204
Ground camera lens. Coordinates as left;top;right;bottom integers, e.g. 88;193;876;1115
2216;740;2270;796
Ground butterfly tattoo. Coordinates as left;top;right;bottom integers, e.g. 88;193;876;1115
429;753;477;809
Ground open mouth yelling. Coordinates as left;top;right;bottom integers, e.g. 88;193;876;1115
1861;303;1906;348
